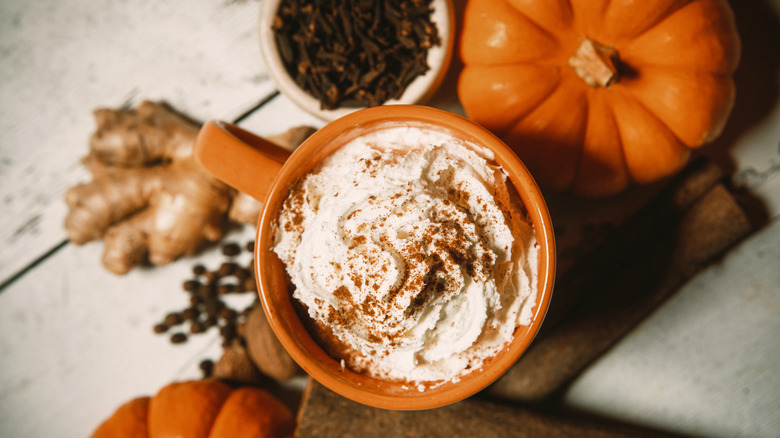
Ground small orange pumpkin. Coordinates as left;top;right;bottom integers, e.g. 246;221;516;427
91;379;295;438
458;0;740;197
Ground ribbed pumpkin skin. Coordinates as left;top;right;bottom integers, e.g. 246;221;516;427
92;397;150;438
458;0;740;197
91;380;295;438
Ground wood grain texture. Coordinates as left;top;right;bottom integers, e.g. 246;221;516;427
0;0;275;284
0;225;259;438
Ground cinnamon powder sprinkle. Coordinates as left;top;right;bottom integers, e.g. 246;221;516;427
271;129;538;383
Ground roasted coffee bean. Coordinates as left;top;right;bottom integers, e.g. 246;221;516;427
243;278;256;292
245;241;255;253
203;271;218;283
204;316;219;328
234;267;250;280
190;321;206;334
219;308;238;322
170;332;187;344
220;324;236;340
221;242;242;256
217;262;239;277
182;306;199;321
163;312;183;326
182;279;199;292
197;283;217;298
192;264;207;276
153;323;168;334
204;298;224;313
199;359;214;377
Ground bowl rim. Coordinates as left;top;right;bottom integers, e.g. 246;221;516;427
255;105;556;410
258;0;455;122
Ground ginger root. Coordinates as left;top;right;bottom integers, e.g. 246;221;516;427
64;100;314;274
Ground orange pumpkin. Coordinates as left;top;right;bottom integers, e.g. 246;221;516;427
458;0;740;197
91;379;295;438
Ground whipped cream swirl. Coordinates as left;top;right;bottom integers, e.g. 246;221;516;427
273;125;538;383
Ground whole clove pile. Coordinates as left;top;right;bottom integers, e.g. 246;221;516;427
272;0;440;109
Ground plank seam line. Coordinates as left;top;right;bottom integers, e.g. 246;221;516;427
0;239;69;293
233;90;280;124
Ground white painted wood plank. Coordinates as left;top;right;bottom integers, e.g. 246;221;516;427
0;225;259;438
0;0;276;284
564;218;780;438
730;102;780;218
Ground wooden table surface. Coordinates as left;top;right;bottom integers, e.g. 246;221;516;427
1;0;779;437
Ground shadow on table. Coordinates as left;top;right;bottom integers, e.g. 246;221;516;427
700;0;780;172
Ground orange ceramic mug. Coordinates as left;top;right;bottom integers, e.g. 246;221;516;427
194;105;556;410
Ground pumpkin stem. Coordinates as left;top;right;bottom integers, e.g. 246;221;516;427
569;38;619;88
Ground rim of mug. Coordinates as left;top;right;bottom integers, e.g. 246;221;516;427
254;105;556;410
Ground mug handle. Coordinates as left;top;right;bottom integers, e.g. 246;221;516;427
194;121;291;202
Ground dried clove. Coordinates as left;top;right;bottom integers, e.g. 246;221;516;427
273;0;440;110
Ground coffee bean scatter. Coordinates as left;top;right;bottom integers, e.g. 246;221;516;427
221;242;242;256
199;359;215;377
152;241;260;378
170;333;188;344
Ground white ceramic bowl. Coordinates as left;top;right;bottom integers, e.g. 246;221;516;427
259;0;454;122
